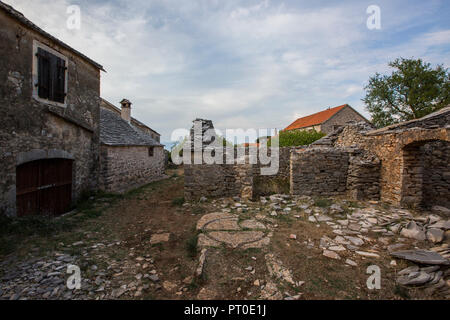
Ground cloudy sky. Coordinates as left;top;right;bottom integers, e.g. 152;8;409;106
5;0;450;143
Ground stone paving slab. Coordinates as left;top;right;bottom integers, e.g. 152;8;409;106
207;231;266;248
204;218;240;231
196;212;270;249
196;212;235;230
240;219;266;230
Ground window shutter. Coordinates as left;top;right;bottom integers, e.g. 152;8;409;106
36;48;50;99
54;57;66;103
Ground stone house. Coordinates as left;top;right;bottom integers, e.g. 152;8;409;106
284;104;369;134
99;99;165;193
0;2;104;217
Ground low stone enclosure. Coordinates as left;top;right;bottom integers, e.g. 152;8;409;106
185;106;450;209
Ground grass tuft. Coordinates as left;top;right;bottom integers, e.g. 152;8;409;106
186;233;199;258
172;197;185;207
314;198;332;208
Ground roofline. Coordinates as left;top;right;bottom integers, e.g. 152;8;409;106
100;98;161;136
0;1;105;72
366;105;450;136
284;104;346;131
101;143;165;147
323;104;371;126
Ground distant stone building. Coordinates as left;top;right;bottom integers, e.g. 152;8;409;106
284;104;369;134
99;99;165;193
0;2;104;217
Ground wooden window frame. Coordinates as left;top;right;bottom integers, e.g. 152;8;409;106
32;41;68;107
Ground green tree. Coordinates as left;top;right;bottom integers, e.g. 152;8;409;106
363;58;449;128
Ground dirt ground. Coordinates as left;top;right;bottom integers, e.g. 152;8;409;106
0;168;448;300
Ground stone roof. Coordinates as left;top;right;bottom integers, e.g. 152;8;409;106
100;99;161;136
0;1;105;71
366;105;450;135
100;108;162;147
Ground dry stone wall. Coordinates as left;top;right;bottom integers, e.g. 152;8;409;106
331;107;450;207
184;108;449;208
99;146;165;193
184;147;294;201
290;148;349;196
346;149;381;201
422;141;450;208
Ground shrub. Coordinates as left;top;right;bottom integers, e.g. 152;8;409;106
269;129;326;147
172;197;185;207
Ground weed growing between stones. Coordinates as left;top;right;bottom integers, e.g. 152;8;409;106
172;197;185;207
186;233;199;258
314;198;332;207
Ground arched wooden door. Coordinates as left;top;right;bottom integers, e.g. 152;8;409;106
16;159;73;216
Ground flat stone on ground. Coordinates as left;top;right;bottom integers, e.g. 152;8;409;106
323;250;340;260
196;212;235;230
207;231;266;248
390;249;450;265
427;229;444;243
240;219;266;230
150;233;170;244
204;218;240;231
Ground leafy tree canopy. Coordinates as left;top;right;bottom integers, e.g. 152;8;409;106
363;58;449;128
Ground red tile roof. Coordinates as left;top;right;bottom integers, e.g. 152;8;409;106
284;104;348;131
242;143;260;147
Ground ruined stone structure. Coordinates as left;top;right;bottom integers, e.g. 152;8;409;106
0;3;104;216
99;99;165;193
183;119;293;200
330;107;450;208
185;107;449;210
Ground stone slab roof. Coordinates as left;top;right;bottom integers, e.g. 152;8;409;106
100;108;162;147
366;105;450;135
0;1;105;71
100;99;160;136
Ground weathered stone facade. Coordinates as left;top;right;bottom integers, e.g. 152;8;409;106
99;145;165;193
0;4;103;216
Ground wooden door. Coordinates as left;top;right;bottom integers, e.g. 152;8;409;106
16;159;73;217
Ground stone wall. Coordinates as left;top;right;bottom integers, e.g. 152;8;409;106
346;149;381;201
421;141;450;208
253;147;292;196
183;108;449;208
99;146;165;193
184;147;294;201
0;12;101;216
290;148;349;196
332;108;450;207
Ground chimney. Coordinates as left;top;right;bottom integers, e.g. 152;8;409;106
120;99;132;123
